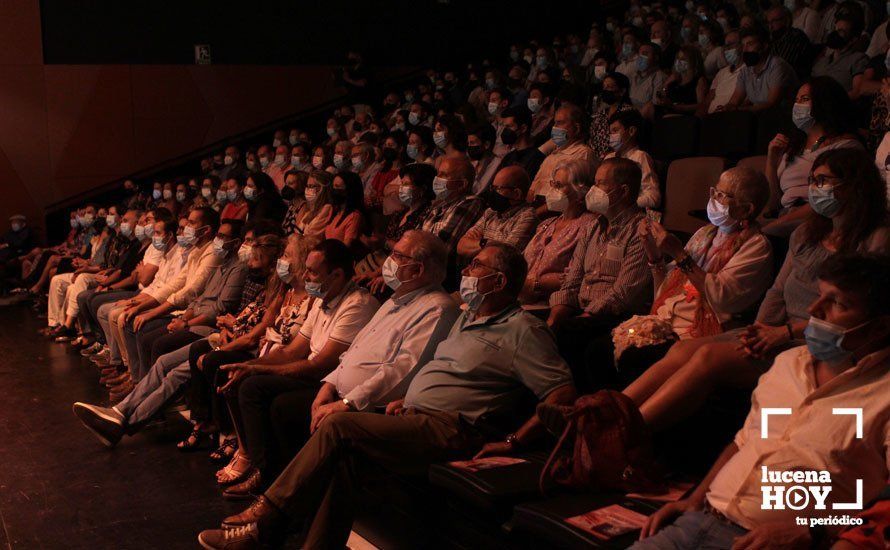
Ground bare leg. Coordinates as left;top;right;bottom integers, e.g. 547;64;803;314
31;255;60;293
623;336;718;405
638;342;763;432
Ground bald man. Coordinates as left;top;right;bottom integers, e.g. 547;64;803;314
420;157;485;254
458;165;538;261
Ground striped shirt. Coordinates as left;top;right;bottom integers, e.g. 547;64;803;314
550;207;651;316
421;194;485;251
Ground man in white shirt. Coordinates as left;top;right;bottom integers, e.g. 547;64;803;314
705;30;743;114
93;214;185;372
217;238;380;497
602;109;661;209
635;253;890;549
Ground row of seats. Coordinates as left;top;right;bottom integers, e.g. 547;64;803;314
651;108;789;163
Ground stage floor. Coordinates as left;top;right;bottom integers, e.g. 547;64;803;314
0;303;245;549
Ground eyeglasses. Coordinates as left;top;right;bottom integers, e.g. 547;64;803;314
807;174;844;189
709;187;735;202
390;250;416;264
467;259;501;272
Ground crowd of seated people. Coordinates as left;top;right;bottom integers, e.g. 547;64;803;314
1;0;890;547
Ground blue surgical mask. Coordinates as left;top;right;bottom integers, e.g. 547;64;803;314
176;191;187;202
352;156;365;170
809;183;842;217
333;154;347;170
304;278;327;299
408;112;421;126
698;34;711;48
621;43;634;59
527;98;542;113
143;224;154;238
723;48;740;66
178;225;201;248
792;103;814;131
276;258;292;283
106;215;117;228
674;59;689;74
153;189;162;200
406;144;420;159
216;189;228;202
135;224;146;240
227;189;239;201
551;126;569;147
804;316;867;364
433;131;448;149
536;55;548;69
608;132;623;151
152;235;167;251
432;176;451;199
119;222;133;238
636;54;650;72
459;273;497;311
243;187;256;201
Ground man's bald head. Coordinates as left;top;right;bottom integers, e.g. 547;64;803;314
492;165;531;196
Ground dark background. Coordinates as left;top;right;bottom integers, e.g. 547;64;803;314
40;0;601;67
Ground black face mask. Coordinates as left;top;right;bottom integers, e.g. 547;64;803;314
500;127;518;145
486;188;513;213
352;122;364;132
382;147;399;162
331;190;347;205
824;31;849;50
508;77;522;88
281;186;297;201
600;90;619;105
467;145;485;160
742;51;762;67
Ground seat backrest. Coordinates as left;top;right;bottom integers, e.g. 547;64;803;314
663;157;726;234
699;111;755;159
652;115;699;163
754;106;792;154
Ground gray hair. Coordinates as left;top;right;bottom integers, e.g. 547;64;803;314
403;230;448;284
552;157;595;189
352;142;375;158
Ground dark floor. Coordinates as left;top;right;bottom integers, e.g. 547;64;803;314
0;302;246;549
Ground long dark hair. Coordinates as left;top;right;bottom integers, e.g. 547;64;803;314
333;171;366;217
787;77;858;158
801;148;888;252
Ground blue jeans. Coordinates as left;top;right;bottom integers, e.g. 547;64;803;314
630;510;747;550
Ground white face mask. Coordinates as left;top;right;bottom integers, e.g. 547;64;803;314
224;155;234;166
305;188;318;203
274;154;286;166
706;197;738;232
201;187;212;198
381;255;418;291
312;155;324;169
238;244;253;262
585;185;615;215
593;65;607;80
545;188;570;213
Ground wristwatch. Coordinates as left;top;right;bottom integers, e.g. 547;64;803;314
505;433;520;448
342;398;354;410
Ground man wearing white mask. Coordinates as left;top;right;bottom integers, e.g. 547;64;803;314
420;157;485;253
704;30;743;114
219;231;458;499
195;242;575;550
265;144;291;192
548;158;652;376
218;145;246;182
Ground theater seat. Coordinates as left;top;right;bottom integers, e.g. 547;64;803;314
663;157;726;235
652;115;699;163
508;493;662;549
428;450;553;513
754;106;792;154
699;111;755;160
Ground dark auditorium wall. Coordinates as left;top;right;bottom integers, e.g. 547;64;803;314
1;1;414;235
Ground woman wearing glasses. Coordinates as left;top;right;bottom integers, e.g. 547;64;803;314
620;147;890;433
762;77;862;237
